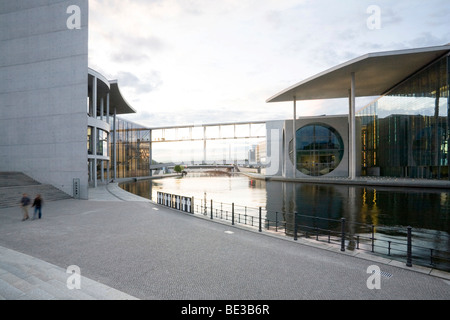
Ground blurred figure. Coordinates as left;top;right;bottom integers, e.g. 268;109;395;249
32;194;43;220
20;193;31;221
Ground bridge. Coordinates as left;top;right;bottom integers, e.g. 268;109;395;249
150;164;244;178
112;120;267;179
150;163;236;170
149;121;266;142
148;121;267;167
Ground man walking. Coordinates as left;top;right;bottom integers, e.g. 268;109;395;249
20;193;31;221
32;194;43;220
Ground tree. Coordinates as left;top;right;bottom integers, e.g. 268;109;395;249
174;165;184;174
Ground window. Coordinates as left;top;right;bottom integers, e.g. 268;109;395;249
293;124;344;176
87;127;93;155
97;129;108;157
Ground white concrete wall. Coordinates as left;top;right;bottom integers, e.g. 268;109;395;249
265;116;350;178
0;0;89;199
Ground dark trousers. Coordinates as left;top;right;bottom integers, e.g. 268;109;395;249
33;207;42;219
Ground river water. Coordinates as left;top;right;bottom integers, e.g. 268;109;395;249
120;172;450;271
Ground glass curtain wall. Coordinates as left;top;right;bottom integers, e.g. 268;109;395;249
113;118;151;178
358;55;449;179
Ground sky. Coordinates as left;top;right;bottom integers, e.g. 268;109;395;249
88;0;450;129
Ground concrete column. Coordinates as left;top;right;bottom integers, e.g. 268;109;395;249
106;93;110;182
93;76;98;188
93;76;97;119
149;129;153;177
101;160;104;183
203;126;207;164
113;108;117;180
100;97;104;121
93;128;97;188
293;97;297;178
349;72;356;180
106;93;110;124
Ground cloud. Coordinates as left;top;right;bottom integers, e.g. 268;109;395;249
89;0;450;129
116;71;163;95
406;32;450;48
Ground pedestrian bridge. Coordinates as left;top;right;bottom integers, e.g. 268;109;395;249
148;121;267;166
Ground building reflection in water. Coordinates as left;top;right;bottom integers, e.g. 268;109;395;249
265;180;450;257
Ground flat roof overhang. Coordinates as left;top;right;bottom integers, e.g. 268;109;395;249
267;45;450;103
109;80;136;115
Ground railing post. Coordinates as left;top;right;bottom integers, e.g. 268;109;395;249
275;212;278;232
406;226;412;267
258;207;262;232
371;225;375;252
232;203;235;225
294;212;298;241
314;216;318;241
340;218;346;252
210;199;213;219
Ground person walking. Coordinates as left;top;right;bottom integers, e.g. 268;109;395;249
32;194;43;220
20;193;31;221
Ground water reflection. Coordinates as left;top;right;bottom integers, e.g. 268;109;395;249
120;174;450;270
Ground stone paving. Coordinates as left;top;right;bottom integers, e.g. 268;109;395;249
0;183;449;300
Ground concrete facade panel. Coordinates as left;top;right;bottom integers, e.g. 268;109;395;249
0;30;87;68
266;116;350;179
0;85;87;119
0;0;88;41
0;0;89;199
0;56;87;94
0;0;69;14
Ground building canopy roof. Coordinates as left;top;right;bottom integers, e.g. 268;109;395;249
267;45;450;103
109;80;136;115
88;68;136;115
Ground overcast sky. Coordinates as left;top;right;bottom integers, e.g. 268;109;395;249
88;0;450;128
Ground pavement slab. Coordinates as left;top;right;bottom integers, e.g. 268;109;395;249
0;184;449;301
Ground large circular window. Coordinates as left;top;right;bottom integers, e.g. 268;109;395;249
291;124;344;176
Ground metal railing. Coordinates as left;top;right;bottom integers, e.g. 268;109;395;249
156;192;450;272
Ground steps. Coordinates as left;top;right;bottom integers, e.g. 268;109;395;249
0;246;138;300
0;172;72;209
0;172;40;188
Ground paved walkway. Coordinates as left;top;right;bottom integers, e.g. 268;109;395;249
0;183;449;301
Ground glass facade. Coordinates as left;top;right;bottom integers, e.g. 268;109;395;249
113;118;151;178
358;55;450;179
97;129;108;157
291;123;345;176
87;127;93;155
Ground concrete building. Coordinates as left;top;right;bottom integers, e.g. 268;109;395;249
0;1;135;199
266;45;450;181
265;115;352;179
